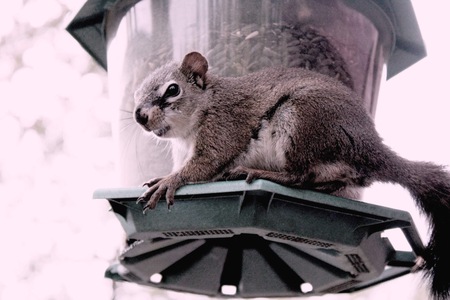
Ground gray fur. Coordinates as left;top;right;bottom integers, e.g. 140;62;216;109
134;52;450;299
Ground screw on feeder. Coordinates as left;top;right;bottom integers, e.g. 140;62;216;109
149;273;163;284
300;282;314;294
221;285;238;296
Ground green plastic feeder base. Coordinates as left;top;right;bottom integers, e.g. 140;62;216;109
94;179;424;297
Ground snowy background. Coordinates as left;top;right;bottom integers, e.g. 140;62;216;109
1;1;449;299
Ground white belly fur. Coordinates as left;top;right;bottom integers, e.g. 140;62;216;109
235;120;287;171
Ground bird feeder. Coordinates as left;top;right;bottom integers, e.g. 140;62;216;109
68;0;426;297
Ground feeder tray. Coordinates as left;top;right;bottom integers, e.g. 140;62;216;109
94;179;424;297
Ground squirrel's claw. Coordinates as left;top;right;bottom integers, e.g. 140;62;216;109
138;174;183;213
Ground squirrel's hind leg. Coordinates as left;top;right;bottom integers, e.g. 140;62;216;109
225;166;307;186
225;165;362;199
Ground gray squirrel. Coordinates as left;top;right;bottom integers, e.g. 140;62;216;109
133;51;450;299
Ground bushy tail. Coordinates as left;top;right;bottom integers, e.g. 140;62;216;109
380;155;450;299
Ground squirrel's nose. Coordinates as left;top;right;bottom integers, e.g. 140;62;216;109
135;107;148;125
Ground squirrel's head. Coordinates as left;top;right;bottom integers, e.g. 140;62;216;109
134;52;209;139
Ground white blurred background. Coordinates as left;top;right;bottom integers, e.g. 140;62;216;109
0;1;449;299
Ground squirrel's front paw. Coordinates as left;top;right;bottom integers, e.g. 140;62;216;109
137;174;184;213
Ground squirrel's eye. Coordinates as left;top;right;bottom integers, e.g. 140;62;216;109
165;83;180;98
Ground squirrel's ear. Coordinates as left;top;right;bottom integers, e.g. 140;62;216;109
180;52;208;89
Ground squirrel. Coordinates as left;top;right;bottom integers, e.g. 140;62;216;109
133;51;450;299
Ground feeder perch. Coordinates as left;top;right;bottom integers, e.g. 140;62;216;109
94;180;424;297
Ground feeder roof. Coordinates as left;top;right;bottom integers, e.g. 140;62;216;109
67;0;426;78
